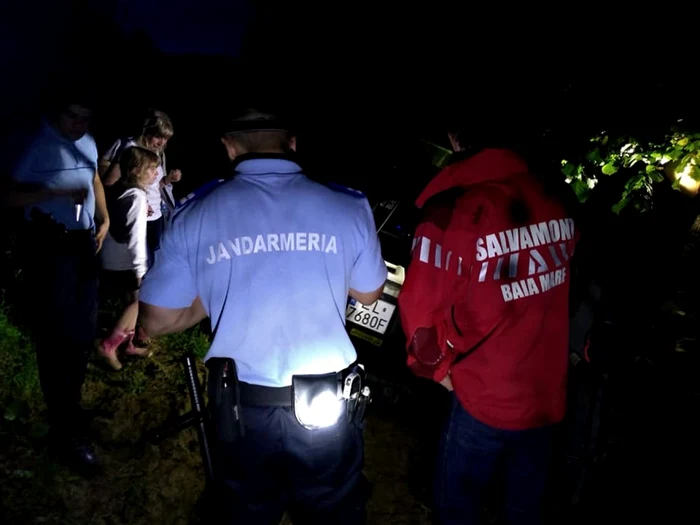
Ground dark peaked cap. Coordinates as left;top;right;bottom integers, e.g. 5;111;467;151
224;108;291;134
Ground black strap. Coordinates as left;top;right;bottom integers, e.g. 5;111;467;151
238;361;361;407
103;138;130;181
239;382;292;407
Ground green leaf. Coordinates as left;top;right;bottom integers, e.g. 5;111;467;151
3;399;23;421
585;148;603;164
625;174;646;191
677;137;689;147
689;165;700;182
561;162;577;178
627;153;643;167
602;162;618;175
612;196;631;214
570;179;590;203
679;153;694;167
650;171;664;183
670;149;685;161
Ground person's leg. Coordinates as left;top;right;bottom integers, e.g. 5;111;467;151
30;252;88;435
65;238;99;432
99;273;148;367
28;238;99;471
121;294;150;357
19;232;95;439
208;406;287;525
286;409;367;525
504;425;553;525
435;394;508;525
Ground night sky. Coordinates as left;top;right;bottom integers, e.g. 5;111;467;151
1;2;695;194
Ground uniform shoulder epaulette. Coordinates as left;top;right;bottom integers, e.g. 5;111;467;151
326;181;366;199
177;179;226;208
173;179;227;219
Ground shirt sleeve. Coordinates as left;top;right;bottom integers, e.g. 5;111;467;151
140;216;198;308
398;189;493;382
102;139;122;162
124;192;149;279
398;218;457;382
349;197;387;293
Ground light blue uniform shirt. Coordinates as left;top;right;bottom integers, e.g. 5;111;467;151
11;120;97;230
141;158;387;387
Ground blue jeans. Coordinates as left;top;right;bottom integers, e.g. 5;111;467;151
436;394;552;525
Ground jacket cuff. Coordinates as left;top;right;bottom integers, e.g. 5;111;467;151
408;358;438;380
408;354;453;383
433;360;452;383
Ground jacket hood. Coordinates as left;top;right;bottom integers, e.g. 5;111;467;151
416;148;529;208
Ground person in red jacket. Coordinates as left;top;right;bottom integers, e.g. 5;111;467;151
399;125;577;524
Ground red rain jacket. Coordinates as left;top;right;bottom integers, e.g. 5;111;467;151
399;148;577;430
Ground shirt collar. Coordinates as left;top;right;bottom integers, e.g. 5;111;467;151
234;154;302;175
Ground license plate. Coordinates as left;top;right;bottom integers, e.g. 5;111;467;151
346;298;396;335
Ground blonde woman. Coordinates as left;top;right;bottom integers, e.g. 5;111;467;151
99;109;177;263
98;146;160;370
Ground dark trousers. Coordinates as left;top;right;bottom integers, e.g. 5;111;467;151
435;394;552;525
146;216;164;268
208;405;366;525
22;231;98;440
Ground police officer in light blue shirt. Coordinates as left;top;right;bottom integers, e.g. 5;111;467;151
2;89;110;474
139;109;387;524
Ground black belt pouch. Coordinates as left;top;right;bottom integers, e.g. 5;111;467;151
206;358;244;442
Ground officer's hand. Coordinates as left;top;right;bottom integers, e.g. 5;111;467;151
439;374;453;391
167;169;182;183
147;205;154;217
95;220;109;253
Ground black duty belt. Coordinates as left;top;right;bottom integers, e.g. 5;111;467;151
238;363;360;408
239;382;292;407
207;358;370;434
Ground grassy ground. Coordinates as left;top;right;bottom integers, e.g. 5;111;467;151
0;308;437;525
2;282;699;524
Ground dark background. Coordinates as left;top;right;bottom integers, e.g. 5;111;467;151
2;3;700;524
2;2;696;198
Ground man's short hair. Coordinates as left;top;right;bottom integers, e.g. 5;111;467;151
45;82;95;117
223;108;292;153
441;102;532;152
